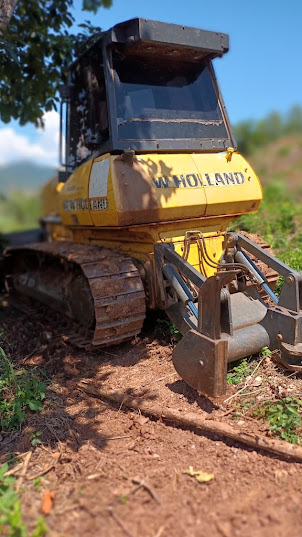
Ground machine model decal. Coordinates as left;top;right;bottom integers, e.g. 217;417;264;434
89;159;110;198
152;172;245;189
63;197;108;211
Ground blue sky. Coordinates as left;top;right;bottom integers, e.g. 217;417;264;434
0;0;301;167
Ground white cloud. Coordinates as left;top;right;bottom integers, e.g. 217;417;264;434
0;111;61;167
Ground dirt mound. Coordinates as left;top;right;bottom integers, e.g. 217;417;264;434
1;307;302;536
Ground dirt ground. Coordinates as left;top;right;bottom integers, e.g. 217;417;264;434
1;306;302;537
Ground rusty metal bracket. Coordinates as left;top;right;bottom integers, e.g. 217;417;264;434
198;270;238;339
155;243;206;288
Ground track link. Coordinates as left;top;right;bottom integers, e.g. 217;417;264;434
5;242;146;349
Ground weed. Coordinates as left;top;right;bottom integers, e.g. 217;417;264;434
154;318;182;343
30;517;47;537
32;477;42;493
260;347;272;358
0;347;47;430
255;397;302;444
118;494;128;504
0;463;26;537
227;359;251;385
0;463;48;537
30;432;42;448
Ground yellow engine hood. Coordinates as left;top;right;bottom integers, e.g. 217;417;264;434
59;150;262;227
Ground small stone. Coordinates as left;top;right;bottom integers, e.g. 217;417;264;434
253;376;262;387
274;469;288;481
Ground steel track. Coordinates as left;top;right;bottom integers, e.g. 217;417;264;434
5;241;146;349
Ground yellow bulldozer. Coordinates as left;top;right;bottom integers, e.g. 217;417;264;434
3;18;302;396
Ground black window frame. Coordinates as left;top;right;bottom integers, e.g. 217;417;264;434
62;19;237;174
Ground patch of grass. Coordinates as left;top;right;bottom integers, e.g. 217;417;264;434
277;146;290;158
255;397;302;444
0;463;47;537
0;190;41;233
0;347;47;430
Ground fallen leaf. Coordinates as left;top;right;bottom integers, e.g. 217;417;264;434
87;473;101;480
42;490;56;515
185;466;214;483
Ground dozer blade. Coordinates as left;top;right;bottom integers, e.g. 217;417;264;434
171;292;270;398
161;233;302;397
172;330;228;397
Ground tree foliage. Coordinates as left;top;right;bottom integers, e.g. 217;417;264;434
0;0;112;125
234;106;302;155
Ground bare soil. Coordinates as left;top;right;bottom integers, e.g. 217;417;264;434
1;305;302;537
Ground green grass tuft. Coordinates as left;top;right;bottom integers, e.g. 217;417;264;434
0;463;47;537
0;347;47;430
255;397;302;444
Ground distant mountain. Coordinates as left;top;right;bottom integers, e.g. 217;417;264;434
0;161;57;194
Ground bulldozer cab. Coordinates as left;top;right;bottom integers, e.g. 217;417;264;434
60;18;235;174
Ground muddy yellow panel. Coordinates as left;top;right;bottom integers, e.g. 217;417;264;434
112;154;207;226
111;152;262;226
88;154;119;227
191;152;263;217
60;160;94;226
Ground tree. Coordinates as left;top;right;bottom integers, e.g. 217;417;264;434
0;0;113;125
0;0;19;34
234;106;302;156
286;105;302;135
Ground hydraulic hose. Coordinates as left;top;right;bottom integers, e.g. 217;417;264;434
162;264;198;318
